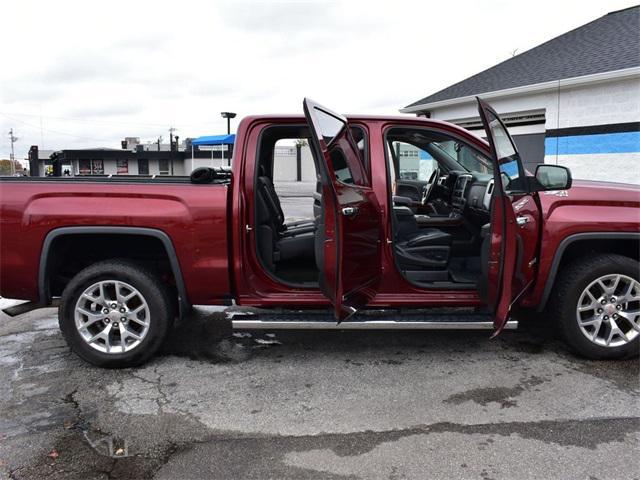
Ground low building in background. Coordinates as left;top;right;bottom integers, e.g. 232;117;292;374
401;6;640;183
28;134;316;181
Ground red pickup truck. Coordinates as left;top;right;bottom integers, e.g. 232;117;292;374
1;98;638;367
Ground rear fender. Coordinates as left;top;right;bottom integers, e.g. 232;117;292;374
39;226;190;316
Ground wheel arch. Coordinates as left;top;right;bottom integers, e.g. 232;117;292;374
537;232;640;312
39;226;190;316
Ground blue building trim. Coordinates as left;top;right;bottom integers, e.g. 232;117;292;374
545;131;640;155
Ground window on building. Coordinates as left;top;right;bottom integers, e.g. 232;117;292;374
158;159;170;175
138;159;149;175
116;159;128;174
91;159;104;175
78;159;91;175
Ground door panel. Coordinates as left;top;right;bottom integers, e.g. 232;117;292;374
477;98;541;334
303;98;383;320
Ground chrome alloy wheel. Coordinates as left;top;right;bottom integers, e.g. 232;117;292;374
74;280;151;354
576;274;640;347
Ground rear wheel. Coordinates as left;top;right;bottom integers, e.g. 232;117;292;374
59;260;174;368
553;254;640;359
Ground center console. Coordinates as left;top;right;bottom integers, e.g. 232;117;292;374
451;174;473;209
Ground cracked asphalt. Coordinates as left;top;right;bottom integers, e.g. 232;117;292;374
1;300;638;480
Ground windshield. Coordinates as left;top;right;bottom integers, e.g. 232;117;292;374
431;140;493;175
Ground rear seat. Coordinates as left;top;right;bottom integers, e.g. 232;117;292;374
256;172;315;236
256;172;315;269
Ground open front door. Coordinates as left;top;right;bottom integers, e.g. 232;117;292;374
303;98;383;321
477;98;542;335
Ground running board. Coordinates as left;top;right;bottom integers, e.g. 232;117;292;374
230;311;517;331
1;299;59;317
232;320;517;330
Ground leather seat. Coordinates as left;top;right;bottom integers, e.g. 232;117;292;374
256;169;315;237
255;169;315;269
393;206;452;268
404;228;452;248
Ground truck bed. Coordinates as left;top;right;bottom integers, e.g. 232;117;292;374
0;176;232;306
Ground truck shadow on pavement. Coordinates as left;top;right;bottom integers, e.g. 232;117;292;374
159;308;547;362
157;308;637;393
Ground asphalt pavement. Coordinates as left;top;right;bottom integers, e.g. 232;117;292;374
1;184;638;479
1;301;638;480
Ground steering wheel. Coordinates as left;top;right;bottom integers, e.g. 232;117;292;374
421;166;440;206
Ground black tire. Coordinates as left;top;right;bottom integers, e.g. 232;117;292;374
551;253;640;360
59;259;174;368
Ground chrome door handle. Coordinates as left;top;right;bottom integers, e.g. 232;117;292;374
516;216;530;226
341;206;359;217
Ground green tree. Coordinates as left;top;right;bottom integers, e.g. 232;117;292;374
0;159;23;176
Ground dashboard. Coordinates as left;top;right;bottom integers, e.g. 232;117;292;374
442;171;493;214
451;174;472;208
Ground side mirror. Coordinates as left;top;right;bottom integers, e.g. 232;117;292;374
530;164;572;192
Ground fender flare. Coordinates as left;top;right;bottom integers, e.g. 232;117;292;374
536;231;640;312
39;226;190;315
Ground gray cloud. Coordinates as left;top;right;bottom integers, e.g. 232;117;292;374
64;102;142;118
44;53;132;84
0;79;64;104
109;32;171;53
219;1;335;33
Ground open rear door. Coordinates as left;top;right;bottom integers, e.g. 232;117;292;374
303;98;383;321
477;98;541;335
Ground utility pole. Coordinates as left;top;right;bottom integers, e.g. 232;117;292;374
168;127;176;175
8;129;18;175
220;112;236;135
220;113;236;167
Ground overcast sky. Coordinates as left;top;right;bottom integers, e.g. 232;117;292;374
0;0;635;160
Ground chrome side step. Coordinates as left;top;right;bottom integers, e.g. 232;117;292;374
232;319;517;330
229;309;517;330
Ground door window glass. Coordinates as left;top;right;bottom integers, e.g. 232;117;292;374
486;111;524;192
350;126;369;175
329;148;354;184
394;142;435;181
313;107;345;145
306;104;367;187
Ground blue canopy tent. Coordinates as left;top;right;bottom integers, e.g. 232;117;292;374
191;134;236;169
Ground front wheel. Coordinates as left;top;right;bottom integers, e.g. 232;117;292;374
553;254;640;359
59;260;174;368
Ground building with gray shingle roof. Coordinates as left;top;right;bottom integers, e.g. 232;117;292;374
401;6;640;184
